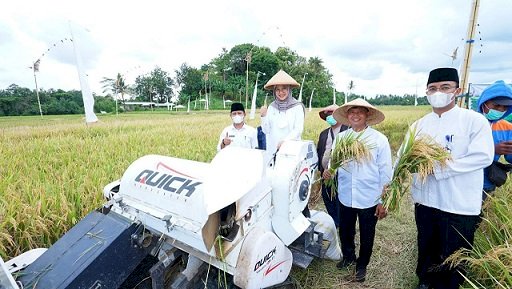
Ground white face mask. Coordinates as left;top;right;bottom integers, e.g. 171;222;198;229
427;92;455;108
232;115;244;124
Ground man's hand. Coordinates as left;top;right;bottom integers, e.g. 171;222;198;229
495;141;512;155
260;105;268;117
322;170;332;180
375;204;387;220
222;132;231;147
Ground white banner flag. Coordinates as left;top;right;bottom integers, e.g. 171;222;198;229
249;83;258;119
69;22;98;123
308;89;315;112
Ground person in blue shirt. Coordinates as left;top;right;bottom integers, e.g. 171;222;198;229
256;126;266;150
476;80;512;198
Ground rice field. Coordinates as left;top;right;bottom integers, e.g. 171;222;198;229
1;105;508;289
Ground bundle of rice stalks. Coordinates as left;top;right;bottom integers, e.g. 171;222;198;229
308;171;323;208
324;130;374;199
382;126;451;212
446;184;512;288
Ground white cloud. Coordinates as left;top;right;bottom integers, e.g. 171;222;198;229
1;0;511;98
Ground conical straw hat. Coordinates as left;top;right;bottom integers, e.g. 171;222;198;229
264;70;300;90
332;98;385;126
319;104;339;120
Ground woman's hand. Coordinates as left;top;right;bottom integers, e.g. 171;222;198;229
260;105;268;117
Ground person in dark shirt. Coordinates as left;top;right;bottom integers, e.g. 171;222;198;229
316;104;348;227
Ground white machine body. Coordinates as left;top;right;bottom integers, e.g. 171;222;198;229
4;140;328;289
106;140;319;287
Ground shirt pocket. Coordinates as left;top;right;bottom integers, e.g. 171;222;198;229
449;134;470;158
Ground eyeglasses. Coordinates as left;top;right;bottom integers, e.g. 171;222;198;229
426;85;457;95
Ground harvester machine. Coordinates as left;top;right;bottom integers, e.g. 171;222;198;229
1;140;339;289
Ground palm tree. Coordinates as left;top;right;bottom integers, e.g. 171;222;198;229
101;73;129;113
308;57;324;71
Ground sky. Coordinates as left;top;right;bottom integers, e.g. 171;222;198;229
1;0;511;99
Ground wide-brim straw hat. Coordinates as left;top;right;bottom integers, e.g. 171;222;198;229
264;70;300;90
332;98;385;126
319;104;339;120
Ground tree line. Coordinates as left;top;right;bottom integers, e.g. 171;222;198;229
0;43;427;116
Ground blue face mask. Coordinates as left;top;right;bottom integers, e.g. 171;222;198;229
326;115;337;126
484;108;506;121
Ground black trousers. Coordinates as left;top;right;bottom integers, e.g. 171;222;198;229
321;184;340;227
415;204;480;289
339;203;378;269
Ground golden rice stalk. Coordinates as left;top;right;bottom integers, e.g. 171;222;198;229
382;126;451;212
308;171;323;208
445;185;512;288
324;131;374;199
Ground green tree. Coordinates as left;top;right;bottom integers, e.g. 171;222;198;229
101;73;130;112
226;43;255;76
302;56;333;108
0;84;36;116
175;63;203;105
275;47;306;73
94;95;116;113
134;67;175;104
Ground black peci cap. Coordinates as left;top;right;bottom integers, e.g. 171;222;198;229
427;68;459;85
230;102;245;112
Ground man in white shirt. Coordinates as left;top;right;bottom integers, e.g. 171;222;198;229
409;68;494;289
217;102;258;151
326;98;392;283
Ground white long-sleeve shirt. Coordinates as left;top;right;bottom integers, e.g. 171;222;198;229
334;127;392;209
260;104;304;154
410;106;494;215
217;123;258;152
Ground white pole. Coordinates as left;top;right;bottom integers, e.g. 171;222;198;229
32;66;43;118
204;81;208;110
250;71;263;120
208;77;212;110
115;92;118;115
415;80;418;106
298;72;307;102
114;77;119;116
332;88;336;105
308;88;315;112
245;52;251;108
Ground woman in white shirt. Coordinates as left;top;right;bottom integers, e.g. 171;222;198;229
260;70;305;154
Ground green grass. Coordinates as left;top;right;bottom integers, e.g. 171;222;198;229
0;105;442;288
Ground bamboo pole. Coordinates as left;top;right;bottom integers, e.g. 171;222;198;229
458;0;480;108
